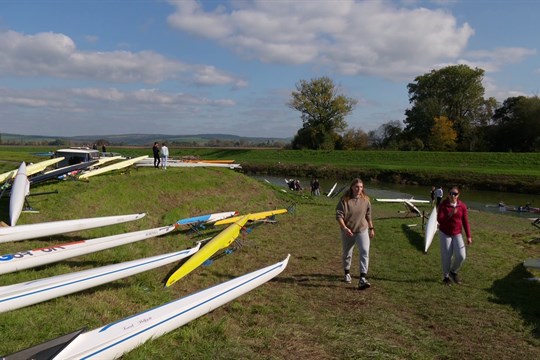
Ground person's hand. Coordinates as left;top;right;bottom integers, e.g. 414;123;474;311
369;228;375;239
467;237;472;245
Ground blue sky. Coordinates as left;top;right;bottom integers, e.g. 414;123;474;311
0;0;538;138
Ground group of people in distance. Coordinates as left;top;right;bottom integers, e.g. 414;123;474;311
152;142;169;169
336;178;472;290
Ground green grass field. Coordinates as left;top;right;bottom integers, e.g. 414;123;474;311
0;163;539;359
2;146;540;194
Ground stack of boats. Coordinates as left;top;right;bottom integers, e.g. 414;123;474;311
0;156;287;359
135;157;242;169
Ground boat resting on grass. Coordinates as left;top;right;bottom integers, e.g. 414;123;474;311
212;208;288;226
0;222;175;275
0;157;65;184
3;255;290;360
78;155;148;180
175;211;239;228
0;244;200;313
0;213;146;245
404;200;422;217
165;215;250;287
135;158;241;169
29;160;99;185
8;162;30;226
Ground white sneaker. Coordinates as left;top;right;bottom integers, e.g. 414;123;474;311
344;273;352;283
358;277;371;290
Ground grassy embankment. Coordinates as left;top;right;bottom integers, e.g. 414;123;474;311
2;146;539;193
111;147;538;193
0;154;539;359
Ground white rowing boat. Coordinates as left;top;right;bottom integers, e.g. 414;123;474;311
376;198;431;204
136;158;241;169
0;157;65;184
8;162;30;226
0;213;146;244
0;244;200;313
424;206;438;253
5;255;290;359
0;223;172;275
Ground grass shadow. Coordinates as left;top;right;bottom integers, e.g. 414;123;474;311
488;263;540;337
401;223;424;252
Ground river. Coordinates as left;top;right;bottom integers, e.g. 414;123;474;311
253;175;540;219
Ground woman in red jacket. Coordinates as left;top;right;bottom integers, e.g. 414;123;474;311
437;186;472;285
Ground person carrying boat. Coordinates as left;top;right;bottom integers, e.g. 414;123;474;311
437;186;472;286
152;142;161;168
336;178;375;290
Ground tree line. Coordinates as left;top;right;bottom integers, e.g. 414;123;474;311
288;65;540;152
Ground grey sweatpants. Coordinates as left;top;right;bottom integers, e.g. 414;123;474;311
439;231;466;278
341;229;370;276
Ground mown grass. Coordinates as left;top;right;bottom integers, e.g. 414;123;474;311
0;162;539;359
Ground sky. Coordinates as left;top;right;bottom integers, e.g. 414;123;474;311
0;0;538;139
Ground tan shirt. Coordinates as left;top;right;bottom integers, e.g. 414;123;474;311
336;196;372;233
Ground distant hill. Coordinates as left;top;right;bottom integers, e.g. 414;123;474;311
0;133;290;147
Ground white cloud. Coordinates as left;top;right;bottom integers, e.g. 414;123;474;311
482;76;533;102
0;86;238;136
192;65;248;88
464;47;537;72
166;0;475;79
0;30;246;87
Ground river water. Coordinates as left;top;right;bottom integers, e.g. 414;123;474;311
254;175;540;219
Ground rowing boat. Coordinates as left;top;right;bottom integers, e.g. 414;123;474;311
424;206;438;253
0;244;200;313
9;162;30;226
212;209;288;226
4;255;289;359
135;158;241;169
376;198;431;204
165;215;250;287
404;200;422;216
175;211;238;227
78;155;148;179
0;157;65;184
327;182;338;197
0;213;146;244
29;161;98;185
0;223;174;275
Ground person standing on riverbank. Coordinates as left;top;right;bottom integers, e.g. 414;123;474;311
437;186;472;285
311;177;320;196
152;142;160;168
161;143;169;170
336;178;375;290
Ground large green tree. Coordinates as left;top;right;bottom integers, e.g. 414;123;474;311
404;64;493;150
490;96;540;152
289;77;357;149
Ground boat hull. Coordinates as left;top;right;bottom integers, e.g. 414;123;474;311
0;245;200;313
9;162;30;226
0;223;173;275
166;215;250;287
0;213;146;244
52;255;290;359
